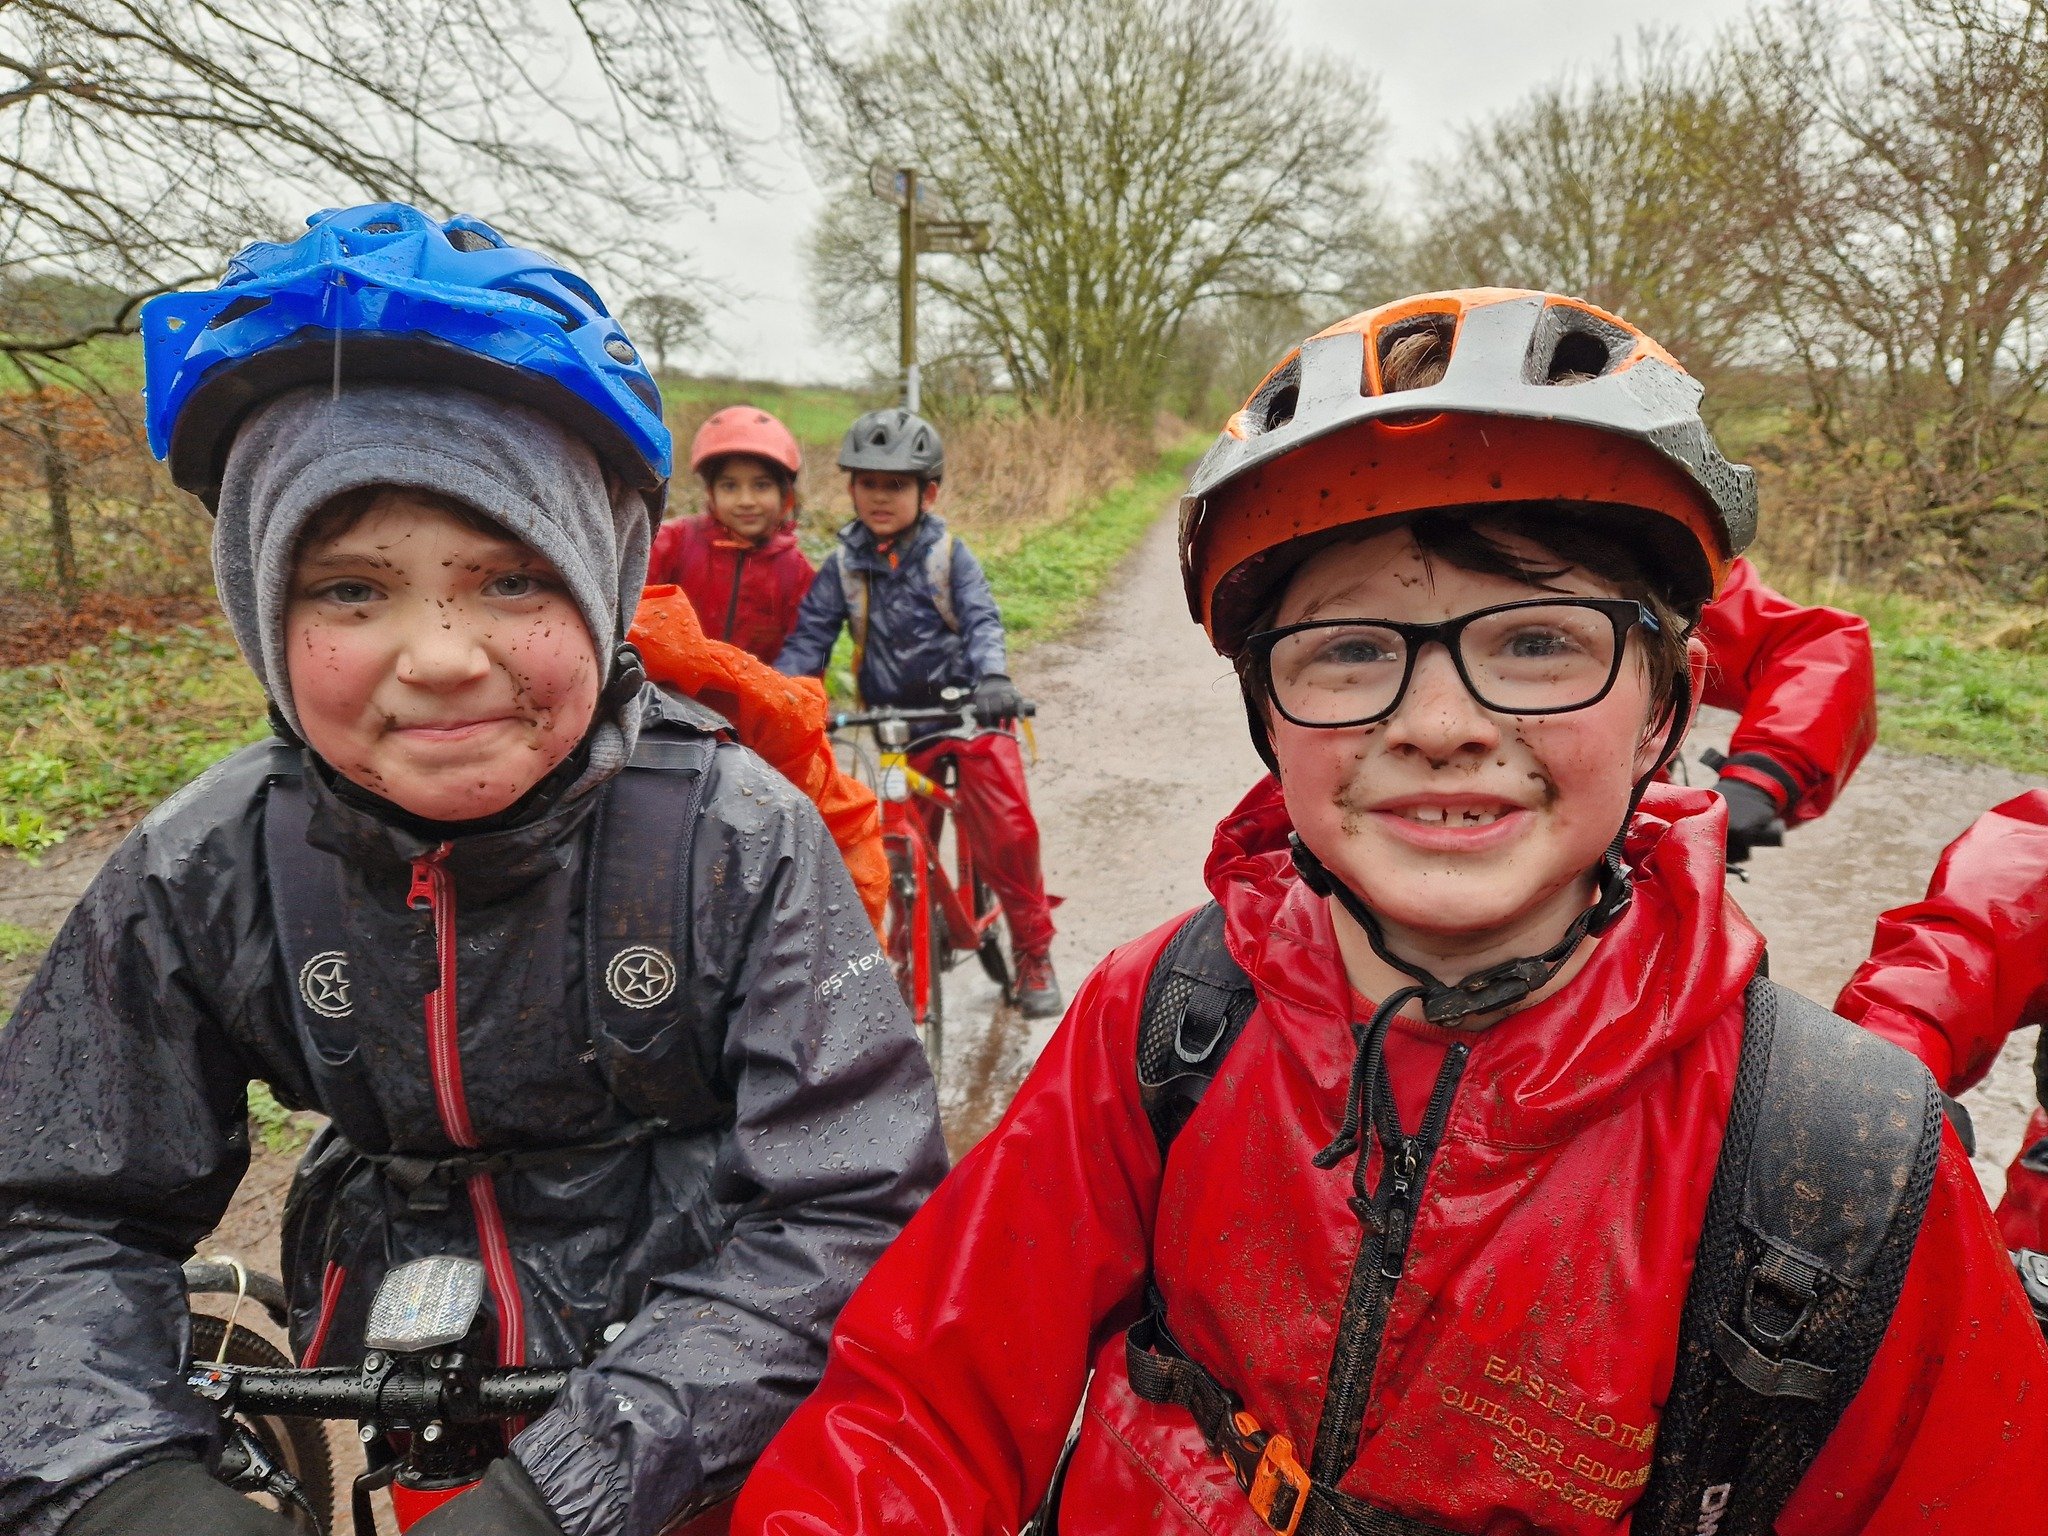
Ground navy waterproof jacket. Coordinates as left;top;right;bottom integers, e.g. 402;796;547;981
775;514;1007;706
0;687;946;1536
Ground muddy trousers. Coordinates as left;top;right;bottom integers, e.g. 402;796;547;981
2000;1106;2048;1251
910;730;1057;956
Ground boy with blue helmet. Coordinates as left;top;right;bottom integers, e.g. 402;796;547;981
0;205;945;1536
776;407;1064;1019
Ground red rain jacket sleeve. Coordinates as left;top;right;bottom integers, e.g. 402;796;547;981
1694;558;1876;823
1781;1137;2048;1532
1835;790;2048;1093
729;926;1174;1536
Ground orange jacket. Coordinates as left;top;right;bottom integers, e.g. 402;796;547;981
631;586;888;933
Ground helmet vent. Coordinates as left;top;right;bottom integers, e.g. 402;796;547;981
1525;303;1632;386
1375;316;1455;394
1545;329;1613;384
1243;356;1301;435
445;228;496;253
204;295;271;330
360;220;403;235
624;374;662;413
503;284;583;331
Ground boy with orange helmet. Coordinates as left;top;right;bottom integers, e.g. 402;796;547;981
734;291;2044;1536
648;406;817;663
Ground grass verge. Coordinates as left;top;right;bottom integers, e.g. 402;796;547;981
984;434;1204;648
1852;590;2048;772
0;621;267;855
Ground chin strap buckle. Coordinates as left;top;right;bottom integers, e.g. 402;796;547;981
1224;1411;1309;1536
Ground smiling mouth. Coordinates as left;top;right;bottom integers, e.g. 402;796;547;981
391;716;517;738
1393;804;1514;827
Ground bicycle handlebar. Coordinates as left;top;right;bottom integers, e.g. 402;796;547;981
831;699;1036;731
189;1360;570;1423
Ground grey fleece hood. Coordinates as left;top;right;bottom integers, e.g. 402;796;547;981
213;383;652;794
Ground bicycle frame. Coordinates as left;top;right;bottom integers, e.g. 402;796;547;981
875;741;1002;1026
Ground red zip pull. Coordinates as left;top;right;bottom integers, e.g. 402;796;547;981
407;842;452;911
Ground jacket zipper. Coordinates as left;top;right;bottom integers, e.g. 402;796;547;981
1308;1041;1470;1485
407;844;528;1369
722;548;748;642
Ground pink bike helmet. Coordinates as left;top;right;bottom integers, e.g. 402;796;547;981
689;406;803;480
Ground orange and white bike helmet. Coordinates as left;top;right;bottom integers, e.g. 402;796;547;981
1180;288;1757;659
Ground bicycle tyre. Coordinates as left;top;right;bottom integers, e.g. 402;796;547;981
922;847;945;1080
189;1313;335;1533
972;876;1011;998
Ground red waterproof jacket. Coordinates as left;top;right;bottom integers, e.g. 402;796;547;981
735;780;2047;1535
647;513;816;665
1694;557;1876;821
1836;789;2048;1095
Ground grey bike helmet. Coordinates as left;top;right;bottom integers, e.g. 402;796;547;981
839;406;945;481
1180;288;1757;657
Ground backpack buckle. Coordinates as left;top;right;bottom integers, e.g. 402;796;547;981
1230;1411;1308;1536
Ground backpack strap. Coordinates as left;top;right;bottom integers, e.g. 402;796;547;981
1136;901;1258;1155
925;529;960;634
262;750;395;1145
836;553;871;693
584;718;730;1132
1636;975;1943;1536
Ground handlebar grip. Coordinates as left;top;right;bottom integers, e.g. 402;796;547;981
477;1369;572;1414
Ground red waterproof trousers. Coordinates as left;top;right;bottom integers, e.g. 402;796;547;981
1837;788;2048;1248
908;730;1057;956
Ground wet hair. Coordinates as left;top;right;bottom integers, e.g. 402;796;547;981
296;484;514;556
1236;504;1691;733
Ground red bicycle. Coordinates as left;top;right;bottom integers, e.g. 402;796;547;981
831;690;1034;1075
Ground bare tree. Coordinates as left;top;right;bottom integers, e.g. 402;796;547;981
1418;34;1789;382
0;0;844;370
623;292;712;374
808;0;1389;413
1742;0;2048;514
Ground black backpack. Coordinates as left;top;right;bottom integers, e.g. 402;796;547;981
1117;901;1944;1536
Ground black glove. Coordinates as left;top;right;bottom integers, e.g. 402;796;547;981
972;672;1023;724
407;1458;565;1536
1715;777;1785;863
62;1459;296;1536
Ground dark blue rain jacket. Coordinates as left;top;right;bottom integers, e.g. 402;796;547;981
0;687;945;1536
775;514;1007;706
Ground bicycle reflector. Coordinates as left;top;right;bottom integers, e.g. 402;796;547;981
365;1257;487;1353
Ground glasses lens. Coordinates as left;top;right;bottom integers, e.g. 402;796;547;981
1461;603;1622;712
1267;622;1409;725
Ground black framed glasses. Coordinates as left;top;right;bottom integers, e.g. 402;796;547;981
1246;597;1659;729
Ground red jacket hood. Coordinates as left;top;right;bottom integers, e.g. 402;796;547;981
1202;775;1764;1148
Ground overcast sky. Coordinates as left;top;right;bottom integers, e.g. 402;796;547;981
672;0;1758;385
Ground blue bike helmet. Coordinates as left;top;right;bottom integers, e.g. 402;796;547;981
142;203;672;518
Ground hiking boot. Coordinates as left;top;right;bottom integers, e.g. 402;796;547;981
1013;949;1064;1019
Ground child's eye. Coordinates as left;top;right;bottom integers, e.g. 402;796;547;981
321;580;379;605
488;572;544;598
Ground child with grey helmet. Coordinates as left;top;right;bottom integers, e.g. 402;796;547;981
776;407;1063;1019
